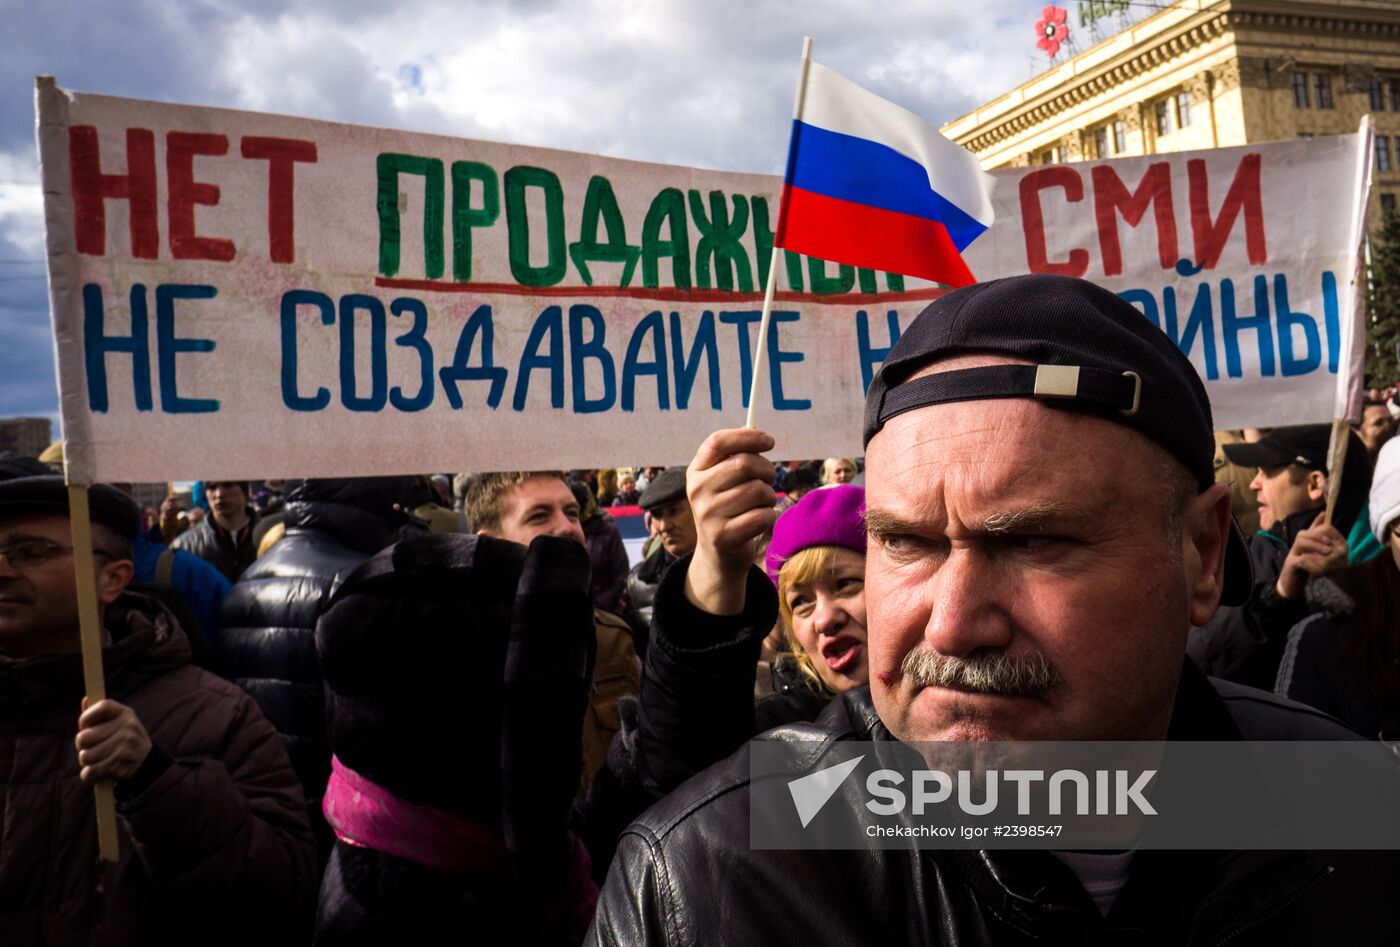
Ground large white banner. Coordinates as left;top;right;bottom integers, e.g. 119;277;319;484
36;80;1368;483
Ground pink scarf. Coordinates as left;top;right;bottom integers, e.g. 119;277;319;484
323;755;509;877
323;756;598;940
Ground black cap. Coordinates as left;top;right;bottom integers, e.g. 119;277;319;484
862;273;1251;606
0;456;54;480
639;467;687;512
1221;425;1330;472
0;473;141;542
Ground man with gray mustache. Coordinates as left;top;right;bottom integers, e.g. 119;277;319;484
899;646;1061;699
589;274;1400;945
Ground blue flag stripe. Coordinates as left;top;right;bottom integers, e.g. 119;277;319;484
784;120;988;253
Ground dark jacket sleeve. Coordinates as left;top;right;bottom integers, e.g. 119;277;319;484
575;558;777;880
170;549;233;647
1273;614;1345;719
1187;538;1309;689
598;529;631;614
587;829;678;947
115;686;319;940
636;556;777;798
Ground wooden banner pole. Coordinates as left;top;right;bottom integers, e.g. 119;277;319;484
745;35;813;430
1323;418;1350;527
67;484;120;863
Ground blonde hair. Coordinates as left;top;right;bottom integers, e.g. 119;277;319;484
596;468;619;503
775;544;846;696
822;457;857;484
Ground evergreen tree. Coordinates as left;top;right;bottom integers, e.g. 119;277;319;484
1367;206;1400;388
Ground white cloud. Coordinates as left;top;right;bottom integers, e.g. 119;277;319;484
203;0;1044;173
0;150;45;260
0;0;1059;418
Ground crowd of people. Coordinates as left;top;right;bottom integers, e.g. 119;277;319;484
3;273;1400;944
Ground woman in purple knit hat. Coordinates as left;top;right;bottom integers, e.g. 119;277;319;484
764;484;870;701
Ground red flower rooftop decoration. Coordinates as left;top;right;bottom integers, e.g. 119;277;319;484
1036;5;1069;59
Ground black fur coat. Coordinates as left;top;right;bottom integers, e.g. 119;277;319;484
313;533;598;946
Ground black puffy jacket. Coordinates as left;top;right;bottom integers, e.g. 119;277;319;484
218;476;422;857
589;664;1400;946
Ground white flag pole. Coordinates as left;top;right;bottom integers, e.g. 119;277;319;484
1325;113;1375;526
745;36;813;430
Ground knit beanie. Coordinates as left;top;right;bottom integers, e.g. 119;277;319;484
765;484;866;584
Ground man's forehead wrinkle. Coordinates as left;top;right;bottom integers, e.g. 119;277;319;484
885;428;1051;498
867;381;1171;537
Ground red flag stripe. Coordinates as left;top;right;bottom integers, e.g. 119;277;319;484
775;184;975;288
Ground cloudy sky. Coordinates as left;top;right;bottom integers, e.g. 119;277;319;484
0;0;1075;425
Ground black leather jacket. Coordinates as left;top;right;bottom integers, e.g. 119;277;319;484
589;664;1400;945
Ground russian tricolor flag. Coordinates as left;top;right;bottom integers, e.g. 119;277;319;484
775;61;995;288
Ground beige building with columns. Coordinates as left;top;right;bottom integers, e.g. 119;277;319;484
942;0;1400;223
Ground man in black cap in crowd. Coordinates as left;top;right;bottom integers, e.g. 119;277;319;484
588;274;1399;945
1188;425;1368;688
0;472;317;945
623;466;696;660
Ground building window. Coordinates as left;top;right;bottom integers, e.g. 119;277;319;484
1383;193;1397;215
1379;136;1393;174
1293;71;1310;108
1390;79;1400;113
1113;120;1127;154
1176;92;1192;128
1371;76;1388;111
1155;99;1171;136
1094;126;1109;158
1314;73;1333;109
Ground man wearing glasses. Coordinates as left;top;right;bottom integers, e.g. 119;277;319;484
0;470;317;945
